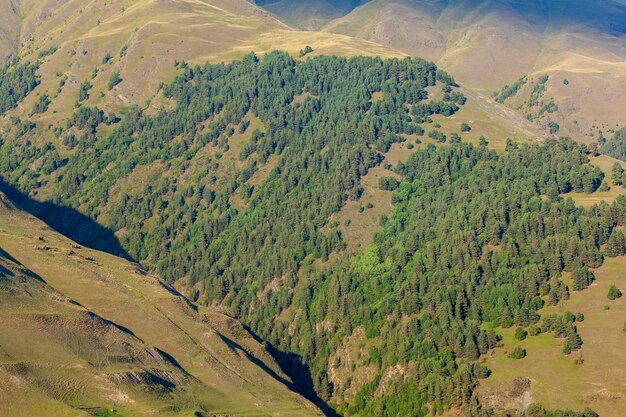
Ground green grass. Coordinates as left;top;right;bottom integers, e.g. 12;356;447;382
94;411;124;417
478;255;626;415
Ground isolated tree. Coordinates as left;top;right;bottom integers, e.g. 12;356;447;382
514;327;527;340
548;121;560;135
607;284;623;300
299;45;314;57
108;71;122;90
460;122;471;132
77;79;92;102
428;129;446;143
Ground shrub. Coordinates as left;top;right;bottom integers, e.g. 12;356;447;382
508;346;526;359
608;284;623;300
528;324;541;336
473;362;491;379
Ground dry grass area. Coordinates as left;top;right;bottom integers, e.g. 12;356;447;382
0;0;19;59
0;192;320;417
563;155;626;207
384;137;427;166
478;255;626;416
331;166;397;252
6;0;402;133
429;89;544;151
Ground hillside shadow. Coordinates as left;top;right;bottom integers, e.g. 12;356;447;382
240;323;341;417
0;178;132;260
269;345;342;417
217;332;295;388
255;0;626;39
0;246;47;284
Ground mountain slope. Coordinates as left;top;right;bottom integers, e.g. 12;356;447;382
0;0;19;60
3;0;402;127
0;2;626;417
0;191;320;417
310;0;626;140
255;0;362;30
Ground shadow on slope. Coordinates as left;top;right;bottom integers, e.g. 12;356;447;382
240;323;341;417
259;0;626;35
0;178;132;260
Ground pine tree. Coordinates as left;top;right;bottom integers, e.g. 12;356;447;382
611;162;624;186
563;328;582;354
108;71;122;90
606;229;626;257
572;267;595;291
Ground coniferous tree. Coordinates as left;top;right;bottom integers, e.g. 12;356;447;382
108;71;122;90
563;328;583;354
572;267;595;291
612;163;625;186
605;230;626;257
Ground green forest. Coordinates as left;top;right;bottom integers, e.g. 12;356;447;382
602;126;626;162
0;52;622;417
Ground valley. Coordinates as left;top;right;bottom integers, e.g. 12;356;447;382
0;1;625;417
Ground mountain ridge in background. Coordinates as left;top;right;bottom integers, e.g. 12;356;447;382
0;1;625;416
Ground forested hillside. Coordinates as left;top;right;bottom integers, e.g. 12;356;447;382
1;49;625;415
0;51;452;265
602;127;626;163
